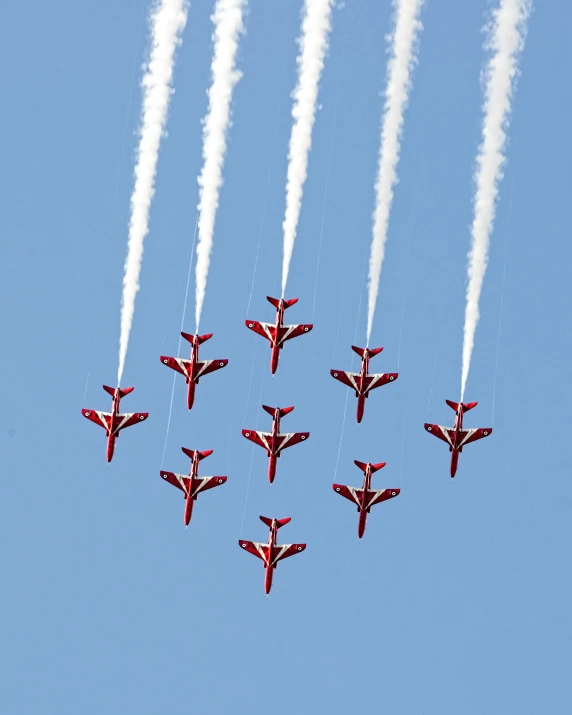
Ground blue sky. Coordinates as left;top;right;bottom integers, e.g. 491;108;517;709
1;1;571;713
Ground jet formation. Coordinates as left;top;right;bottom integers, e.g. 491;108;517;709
82;296;493;592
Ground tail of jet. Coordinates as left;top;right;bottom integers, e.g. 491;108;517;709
181;332;213;345
267;296;298;310
103;385;134;398
181;447;213;461
262;405;294;418
446;399;478;413
259;516;291;529
351;346;383;359
354;460;386;473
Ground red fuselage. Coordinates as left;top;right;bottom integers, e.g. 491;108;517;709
105;392;124;462
449;408;465;477
184;339;202;410
355;353;371;424
269;303;286;375
357;466;374;538
264;523;279;594
266;410;282;483
183;453;202;526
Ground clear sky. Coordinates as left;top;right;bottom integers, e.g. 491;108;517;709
1;1;571;713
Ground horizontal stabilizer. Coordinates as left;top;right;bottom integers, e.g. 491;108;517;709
354;460;386;473
181;447;213;461
446;399;478;413
181;331;213;345
259;516;291;529
262;404;294;418
103;385;134;398
351;346;383;358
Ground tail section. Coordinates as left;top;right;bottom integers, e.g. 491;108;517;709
262;405;294;418
103;385;134;398
354;460;386;473
181;447;213;461
181;332;213;345
267;296;298;309
446;399;478;413
351;346;383;358
259;516;291;529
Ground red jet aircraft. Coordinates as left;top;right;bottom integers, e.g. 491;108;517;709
333;460;400;538
331;346;398;423
239;516;306;594
424;400;492;477
242;405;309;483
160;448;227;526
82;385;148;462
160;332;228;410
246;297;312;374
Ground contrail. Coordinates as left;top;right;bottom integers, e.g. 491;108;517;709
195;0;247;330
281;0;334;297
460;0;531;400
118;0;188;385
366;0;423;344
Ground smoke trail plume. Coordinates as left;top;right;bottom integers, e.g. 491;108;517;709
460;0;531;400
118;0;188;384
281;0;334;297
194;0;246;330
366;0;423;344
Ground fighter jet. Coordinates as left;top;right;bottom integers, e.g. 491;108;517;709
242;405;309;483
160;332;228;410
245;297;312;374
333;461;400;538
424;400;492;477
160;448;227;526
239;516;306;594
82;385;148;462
331;346;398;423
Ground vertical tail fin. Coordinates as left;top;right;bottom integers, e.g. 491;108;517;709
181;332;213;345
103;385;134;398
259;516;291;529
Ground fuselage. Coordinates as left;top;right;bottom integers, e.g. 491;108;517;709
449;407;464;477
184;454;201;526
185;338;201;409
356;353;371;423
267;410;281;482
357;465;372;538
264;522;279;594
105;391;122;462
270;302;286;374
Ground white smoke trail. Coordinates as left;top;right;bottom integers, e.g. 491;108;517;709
194;0;246;330
366;0;423;344
281;0;334;297
118;0;188;384
460;0;531;400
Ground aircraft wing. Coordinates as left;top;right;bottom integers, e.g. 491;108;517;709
333;484;361;506
270;543;306;566
239;540;269;563
242;429;271;451
365;488;399;509
196;359;228;378
160;471;191;495
245;320;274;342
160;355;188;376
458;427;492;448
424;423;454;447
82;409;111;431
363;372;398;393
191;476;227;497
112;412;148;434
277;324;312;345
330;370;359;391
275;432;310;452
